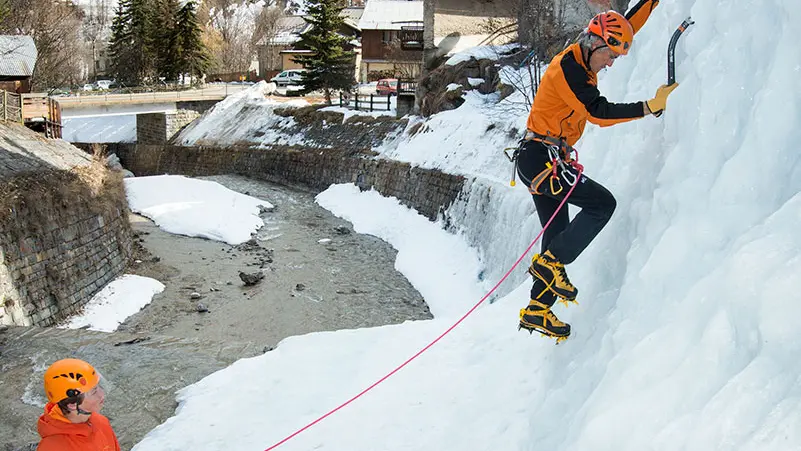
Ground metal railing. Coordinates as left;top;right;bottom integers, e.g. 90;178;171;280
398;79;417;95
400;25;424;51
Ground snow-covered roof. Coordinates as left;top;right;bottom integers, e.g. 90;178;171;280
358;0;423;30
265;16;311;45
0;35;37;77
262;11;362;46
341;7;365;30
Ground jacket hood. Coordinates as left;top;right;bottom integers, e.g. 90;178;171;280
37;402;92;440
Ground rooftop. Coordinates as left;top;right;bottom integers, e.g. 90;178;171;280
0;35;37;77
358;0;423;30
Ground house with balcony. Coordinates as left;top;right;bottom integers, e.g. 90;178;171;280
256;7;364;81
357;0;424;82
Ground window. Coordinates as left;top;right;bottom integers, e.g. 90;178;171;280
382;30;397;43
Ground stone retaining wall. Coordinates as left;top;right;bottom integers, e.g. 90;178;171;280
137;110;202;144
0;168;133;327
95;143;465;221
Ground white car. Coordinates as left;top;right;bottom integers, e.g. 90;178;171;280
270;69;306;87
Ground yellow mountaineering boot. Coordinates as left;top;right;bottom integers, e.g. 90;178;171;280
528;250;578;301
518;299;570;340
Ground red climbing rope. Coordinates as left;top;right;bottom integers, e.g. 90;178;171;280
264;168;584;451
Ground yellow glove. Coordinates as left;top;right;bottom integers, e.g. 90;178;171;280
647;83;679;117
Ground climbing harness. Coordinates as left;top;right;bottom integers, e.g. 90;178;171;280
504;131;584;196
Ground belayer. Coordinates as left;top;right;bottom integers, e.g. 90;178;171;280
517;0;679;340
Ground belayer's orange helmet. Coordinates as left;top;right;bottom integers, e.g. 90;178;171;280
587;11;634;55
43;358;100;404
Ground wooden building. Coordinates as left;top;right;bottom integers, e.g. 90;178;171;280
358;0;424;82
0;35;37;94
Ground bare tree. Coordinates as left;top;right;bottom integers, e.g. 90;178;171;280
508;0;594;104
251;4;283;49
82;0;112;81
203;0;263;73
0;0;85;90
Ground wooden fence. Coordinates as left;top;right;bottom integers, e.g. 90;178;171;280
1;90;23;123
44;97;63;139
338;92;393;112
1;91;64;139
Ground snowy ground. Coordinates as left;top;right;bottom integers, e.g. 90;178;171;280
124;175;274;245
61;275;165;332
59;0;801;449
60;175;275;333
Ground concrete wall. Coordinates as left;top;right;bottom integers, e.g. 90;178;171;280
98;143;466;222
430;0;516;38
434;0;517;16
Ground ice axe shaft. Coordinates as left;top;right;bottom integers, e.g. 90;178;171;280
667;17;694;86
653;16;694;117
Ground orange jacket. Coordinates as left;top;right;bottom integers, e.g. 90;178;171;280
37;402;121;451
526;0;660;146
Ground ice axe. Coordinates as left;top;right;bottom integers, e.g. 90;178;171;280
652;16;694;117
667;17;694;85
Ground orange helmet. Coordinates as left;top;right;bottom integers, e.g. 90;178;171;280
43;359;99;404
587;11;634;55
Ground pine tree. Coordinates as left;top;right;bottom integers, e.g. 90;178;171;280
108;0;157;85
151;0;182;82
172;1;209;84
293;0;356;104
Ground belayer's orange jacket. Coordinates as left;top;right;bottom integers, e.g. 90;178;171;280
526;0;661;146
37;402;121;451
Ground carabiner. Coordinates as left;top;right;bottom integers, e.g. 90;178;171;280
547;144;561;163
562;167;578;186
550;175;563;195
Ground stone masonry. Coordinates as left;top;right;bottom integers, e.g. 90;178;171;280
0;122;133;327
96;143;466;222
137;110;201;144
0;205;132;326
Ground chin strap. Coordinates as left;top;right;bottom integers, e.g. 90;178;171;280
584;44;607;68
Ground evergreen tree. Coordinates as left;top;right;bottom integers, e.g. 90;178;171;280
0;0;9;25
151;0;182;81
108;0;157;85
293;0;356;104
172;1;209;84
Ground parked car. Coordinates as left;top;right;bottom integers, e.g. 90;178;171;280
81;83;94;92
376;78;398;96
96;79;113;90
270;69;306;87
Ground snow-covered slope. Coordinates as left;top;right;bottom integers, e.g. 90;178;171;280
132;0;801;450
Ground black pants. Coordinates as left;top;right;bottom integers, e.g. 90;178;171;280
517;140;616;302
